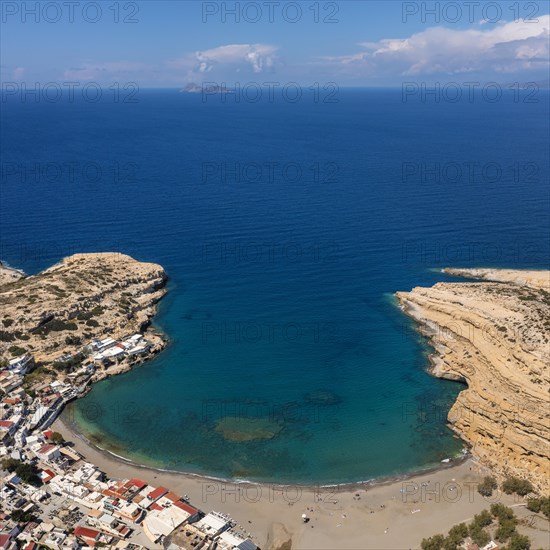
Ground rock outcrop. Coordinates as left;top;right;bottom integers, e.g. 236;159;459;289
0;253;167;367
397;269;550;493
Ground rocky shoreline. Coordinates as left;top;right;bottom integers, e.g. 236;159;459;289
2;258;549;548
396;268;550;493
0;252;169;387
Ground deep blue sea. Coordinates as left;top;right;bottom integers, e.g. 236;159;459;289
1;89;548;483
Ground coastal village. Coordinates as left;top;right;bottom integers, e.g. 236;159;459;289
1;342;258;550
1;256;548;549
0;255;258;549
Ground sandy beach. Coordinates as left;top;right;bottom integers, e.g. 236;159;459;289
52;417;548;550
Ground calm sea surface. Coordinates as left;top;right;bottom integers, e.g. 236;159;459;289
1;89;548;483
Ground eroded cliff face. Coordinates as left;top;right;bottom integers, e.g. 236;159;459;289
0;253;167;365
397;269;550;493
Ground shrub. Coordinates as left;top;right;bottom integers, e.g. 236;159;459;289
447;523;468;543
507;533;531;550
10;509;35;523
527;496;550;518
421;535;445;550
495;519;518;542
2;318;13;327
469;524;490;547
478;475;498;497
472;510;492;528
442;537;459;550
77;311;94;321
1;458;40;485
490;503;516;521
502;476;534;496
50;432;64;445
36;318;78;334
8;345;26;357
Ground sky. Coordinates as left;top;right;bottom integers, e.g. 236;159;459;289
1;1;549;87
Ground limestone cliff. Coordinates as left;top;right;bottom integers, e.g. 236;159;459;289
397;269;550;493
0;253;167;368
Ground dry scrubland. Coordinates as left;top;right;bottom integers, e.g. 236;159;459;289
0;253;167;381
1;257;548;548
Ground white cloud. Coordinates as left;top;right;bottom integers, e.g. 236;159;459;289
319;16;549;78
168;43;278;79
59;44;279;86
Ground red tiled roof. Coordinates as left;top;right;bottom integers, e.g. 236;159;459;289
0;534;12;546
38;443;55;454
164;491;180;502
127;478;147;489
74;526;100;540
40;468;56;482
150;503;163;511
147;486;168;501
2;397;20;404
24;542;37;550
174;501;199;515
0;420;13;428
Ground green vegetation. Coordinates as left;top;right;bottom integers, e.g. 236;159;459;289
50;432;64;445
421;500;541;550
35;318;78;335
502;476;534;496
23;366;54;385
54;352;83;370
526;496;550;518
472;510;493;528
2;318;13;327
0;330;16;342
77;311;94;320
469;524;490;546
9;509;37;523
420;534;445;550
490;503;515;521
507;533;531;550
8;345;26;357
1;458;40;485
478;475;498;497
496;518;519;543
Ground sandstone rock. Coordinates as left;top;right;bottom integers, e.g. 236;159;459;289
397;269;549;493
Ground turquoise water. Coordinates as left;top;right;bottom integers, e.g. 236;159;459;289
2;89;548;483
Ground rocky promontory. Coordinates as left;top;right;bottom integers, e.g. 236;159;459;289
0;253;168;382
397;269;550;493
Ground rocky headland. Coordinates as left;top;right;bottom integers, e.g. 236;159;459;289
0;252;168;385
397;268;550;493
